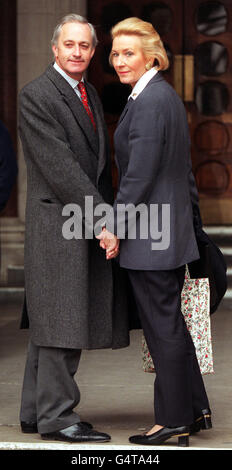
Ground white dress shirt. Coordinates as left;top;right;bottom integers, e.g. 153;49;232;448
128;67;158;101
53;61;84;99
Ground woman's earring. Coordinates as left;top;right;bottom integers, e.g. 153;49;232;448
145;62;152;71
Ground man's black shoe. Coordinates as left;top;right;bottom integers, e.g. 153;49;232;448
21;421;38;433
41;422;111;443
21;420;93;434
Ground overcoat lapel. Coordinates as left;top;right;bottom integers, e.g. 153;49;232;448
86;83;107;184
45;64;99;157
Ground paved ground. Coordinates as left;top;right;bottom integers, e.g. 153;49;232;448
0;299;231;452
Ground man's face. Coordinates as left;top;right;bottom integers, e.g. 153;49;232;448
52;22;95;80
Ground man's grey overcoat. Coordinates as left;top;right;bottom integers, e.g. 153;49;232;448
19;64;130;350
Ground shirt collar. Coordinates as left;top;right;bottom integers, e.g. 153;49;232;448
128;67;158;100
53;61;84;89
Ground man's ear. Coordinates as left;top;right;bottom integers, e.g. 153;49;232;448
90;48;96;59
52;44;58;59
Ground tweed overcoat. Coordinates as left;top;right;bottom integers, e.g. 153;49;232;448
19;64;130;350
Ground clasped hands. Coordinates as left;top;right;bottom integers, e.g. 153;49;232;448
96;227;120;260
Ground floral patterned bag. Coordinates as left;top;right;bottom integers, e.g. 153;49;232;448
142;266;214;375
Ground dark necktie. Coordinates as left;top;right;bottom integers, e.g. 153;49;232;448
77;82;96;131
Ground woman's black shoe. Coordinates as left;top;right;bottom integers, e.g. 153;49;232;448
190;409;212;434
129;425;190;447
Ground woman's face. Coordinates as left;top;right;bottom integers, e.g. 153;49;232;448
111;35;149;88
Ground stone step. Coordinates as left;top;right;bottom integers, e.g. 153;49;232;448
1;227;232;303
7;265;25;287
204;226;232;247
4;266;232;287
0;285;230;304
225;268;232;291
0;287;24;303
204;226;232;235
220;247;232;264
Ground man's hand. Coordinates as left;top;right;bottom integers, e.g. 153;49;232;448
96;228;120;259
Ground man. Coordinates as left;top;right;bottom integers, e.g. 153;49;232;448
19;14;129;443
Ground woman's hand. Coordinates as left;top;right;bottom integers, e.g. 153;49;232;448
96;228;120;259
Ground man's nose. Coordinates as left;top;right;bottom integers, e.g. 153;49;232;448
73;45;81;56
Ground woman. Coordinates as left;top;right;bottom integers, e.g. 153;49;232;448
97;17;211;447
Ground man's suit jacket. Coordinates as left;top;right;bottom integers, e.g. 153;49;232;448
0;121;17;212
108;72;200;270
19;64;129;350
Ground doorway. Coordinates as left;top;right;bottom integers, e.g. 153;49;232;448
0;0;17;217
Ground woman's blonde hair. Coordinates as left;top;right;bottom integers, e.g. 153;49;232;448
110;17;169;71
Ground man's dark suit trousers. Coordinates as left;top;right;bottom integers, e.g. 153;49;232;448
20;342;82;433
